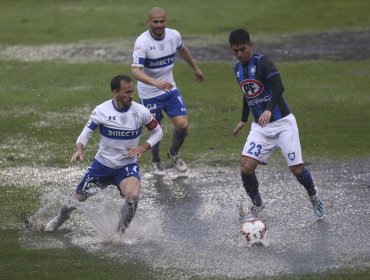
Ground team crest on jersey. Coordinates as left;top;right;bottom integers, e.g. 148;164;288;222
240;79;264;98
120;115;127;125
159;43;165;51
288;152;296;161
132;112;139;127
249;66;256;76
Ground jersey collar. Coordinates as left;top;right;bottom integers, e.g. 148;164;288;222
112;100;130;112
149;29;165;41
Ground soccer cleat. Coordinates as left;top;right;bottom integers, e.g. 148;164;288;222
250;202;265;214
310;191;325;218
167;151;187;172
44;215;61;232
152;161;166;176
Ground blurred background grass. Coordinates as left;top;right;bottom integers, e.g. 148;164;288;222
1;59;369;168
0;0;369;45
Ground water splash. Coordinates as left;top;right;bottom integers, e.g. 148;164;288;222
7;158;370;278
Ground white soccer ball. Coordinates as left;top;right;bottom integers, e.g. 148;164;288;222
240;217;267;246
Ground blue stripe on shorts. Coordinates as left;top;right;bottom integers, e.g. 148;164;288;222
75;159;140;197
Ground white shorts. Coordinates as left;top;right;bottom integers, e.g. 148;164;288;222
241;114;303;166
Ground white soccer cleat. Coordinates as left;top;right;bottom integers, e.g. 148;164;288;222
310;191;325;218
152;161;166;176
44;216;60;232
167;151;187;172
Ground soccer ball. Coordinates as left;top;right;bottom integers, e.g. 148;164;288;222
240;216;267;246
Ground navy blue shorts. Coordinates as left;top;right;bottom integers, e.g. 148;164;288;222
141;89;187;123
75;159;140;197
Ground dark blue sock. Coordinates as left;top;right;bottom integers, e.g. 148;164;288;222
170;128;188;155
296;167;316;196
118;200;138;232
151;142;161;163
241;171;262;206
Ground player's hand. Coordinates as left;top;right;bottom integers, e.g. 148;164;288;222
233;121;246;137
194;68;204;82
258;110;271;127
70;151;84;163
127;146;144;158
70;143;84;164
155;80;173;92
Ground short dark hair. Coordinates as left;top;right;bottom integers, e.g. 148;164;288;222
111;75;133;91
229;29;251;46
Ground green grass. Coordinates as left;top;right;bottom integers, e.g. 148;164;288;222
0;0;369;45
1;59;369;169
1;236;151;280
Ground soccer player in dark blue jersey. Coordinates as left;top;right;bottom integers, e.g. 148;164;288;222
229;29;324;218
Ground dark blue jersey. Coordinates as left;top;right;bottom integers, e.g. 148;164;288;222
233;53;291;123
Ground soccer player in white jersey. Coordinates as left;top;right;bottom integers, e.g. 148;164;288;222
28;75;163;233
132;7;204;176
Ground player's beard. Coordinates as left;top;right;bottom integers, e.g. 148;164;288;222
151;28;165;39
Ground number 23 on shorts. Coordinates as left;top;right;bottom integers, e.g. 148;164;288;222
247;142;262;156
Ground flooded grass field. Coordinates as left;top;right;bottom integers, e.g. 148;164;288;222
2;158;369;279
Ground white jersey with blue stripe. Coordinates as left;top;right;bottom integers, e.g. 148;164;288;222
77;100;155;169
131;28;183;99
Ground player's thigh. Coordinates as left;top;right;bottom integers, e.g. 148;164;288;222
75;162;112;198
242;129;275;165
277;115;303;166
115;163;141;200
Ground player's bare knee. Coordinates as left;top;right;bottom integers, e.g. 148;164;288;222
241;167;254;176
123;186;140;203
175;123;188;131
62;193;82;209
240;156;258;175
289;164;304;176
125;192;139;204
240;162;256;175
173;116;188;130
